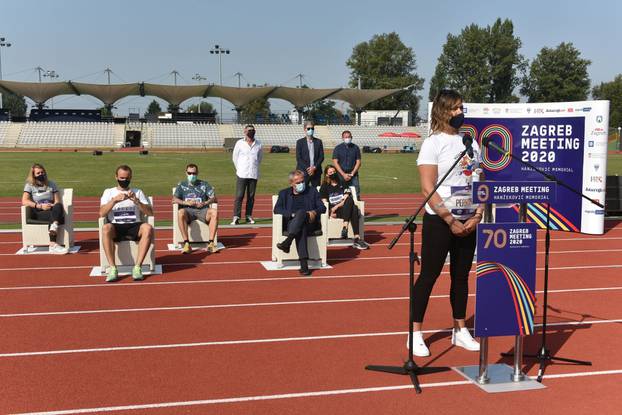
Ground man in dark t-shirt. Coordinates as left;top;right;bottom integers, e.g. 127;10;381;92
332;130;361;197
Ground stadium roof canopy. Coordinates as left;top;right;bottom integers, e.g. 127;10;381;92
0;80;404;110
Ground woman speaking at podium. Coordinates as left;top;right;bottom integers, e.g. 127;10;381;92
410;89;484;357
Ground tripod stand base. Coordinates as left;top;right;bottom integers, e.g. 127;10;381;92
501;349;592;382
366;360;450;394
455;364;546;393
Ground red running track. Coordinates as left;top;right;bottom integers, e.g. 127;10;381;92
0;223;622;414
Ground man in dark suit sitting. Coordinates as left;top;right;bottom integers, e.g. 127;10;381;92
274;169;327;275
295;120;324;187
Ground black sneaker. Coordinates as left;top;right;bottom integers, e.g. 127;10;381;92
340;227;348;239
276;242;290;253
353;239;370;250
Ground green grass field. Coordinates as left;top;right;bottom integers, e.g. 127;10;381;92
1;150;621;198
0;151;420;197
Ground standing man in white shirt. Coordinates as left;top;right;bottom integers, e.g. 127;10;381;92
99;165;154;283
232;124;263;225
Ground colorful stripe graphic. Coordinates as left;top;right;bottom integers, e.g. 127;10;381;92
512;203;579;232
480;124;512;172
476;261;536;336
459;124;478;142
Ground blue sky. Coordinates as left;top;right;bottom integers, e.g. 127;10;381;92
1;0;620;117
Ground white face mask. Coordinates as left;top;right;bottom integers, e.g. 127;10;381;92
343;137;352;144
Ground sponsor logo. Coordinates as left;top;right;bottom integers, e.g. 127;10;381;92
476;184;490;203
526;108;532;114
492;108;502;114
585;187;604;193
588;141;594;147
596;115;603;123
590;176;603;183
583;107;592;112
534;108;545;114
596;210;605;215
483;107;490;114
463;107;468;114
568;108;574;112
588;152;607;159
593;163;600;172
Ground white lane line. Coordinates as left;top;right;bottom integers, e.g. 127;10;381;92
11;369;622;414
1;268;622;293
2;261;622;274
2;318;621;358
2;286;622;318
0;272;409;291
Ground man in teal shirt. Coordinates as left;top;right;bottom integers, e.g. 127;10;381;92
173;163;218;254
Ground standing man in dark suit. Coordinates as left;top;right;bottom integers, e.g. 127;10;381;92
296;120;324;187
274;170;326;275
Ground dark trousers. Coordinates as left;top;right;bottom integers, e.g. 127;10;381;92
283;209;315;259
335;196;360;235
233;177;257;218
412;213;476;321
31;203;65;242
305;171;321;188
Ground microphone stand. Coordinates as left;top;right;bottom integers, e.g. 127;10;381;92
484;140;597;382
365;144;472;393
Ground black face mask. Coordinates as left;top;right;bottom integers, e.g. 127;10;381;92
35;174;46;182
117;179;131;189
449;113;465;129
247;130;256;139
329;173;339;181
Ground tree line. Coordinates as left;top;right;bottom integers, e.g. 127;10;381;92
2;18;620;128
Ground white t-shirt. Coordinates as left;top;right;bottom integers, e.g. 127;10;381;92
100;187;150;224
417;132;482;219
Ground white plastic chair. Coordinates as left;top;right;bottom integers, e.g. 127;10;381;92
21;188;74;250
98;196;155;272
325;186;365;241
271;195;328;267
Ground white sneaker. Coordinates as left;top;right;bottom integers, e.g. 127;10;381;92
406;331;430;357
50;244;68;255
452;327;480;351
246;216;255;224
230;216;240;225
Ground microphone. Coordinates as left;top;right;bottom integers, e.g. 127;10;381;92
462;134;474;158
482;136;506;155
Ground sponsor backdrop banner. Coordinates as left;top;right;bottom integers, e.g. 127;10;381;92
475;223;538;337
428;101;609;234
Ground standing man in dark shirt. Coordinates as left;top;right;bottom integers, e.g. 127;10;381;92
332;130;362;197
274;170;326;275
295;120;324;187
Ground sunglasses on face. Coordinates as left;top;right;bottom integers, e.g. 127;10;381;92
452;105;464;111
306;128;313;131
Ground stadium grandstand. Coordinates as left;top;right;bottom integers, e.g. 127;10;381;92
0;79;427;150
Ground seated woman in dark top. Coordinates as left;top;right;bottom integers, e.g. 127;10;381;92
21;163;68;254
319;165;369;250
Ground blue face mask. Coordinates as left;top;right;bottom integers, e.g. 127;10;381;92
294;182;305;193
306;128;314;137
187;174;197;183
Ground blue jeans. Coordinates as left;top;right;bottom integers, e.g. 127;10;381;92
340;174;360;199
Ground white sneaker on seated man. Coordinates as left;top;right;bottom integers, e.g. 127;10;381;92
98;164;155;283
172;163;220;254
